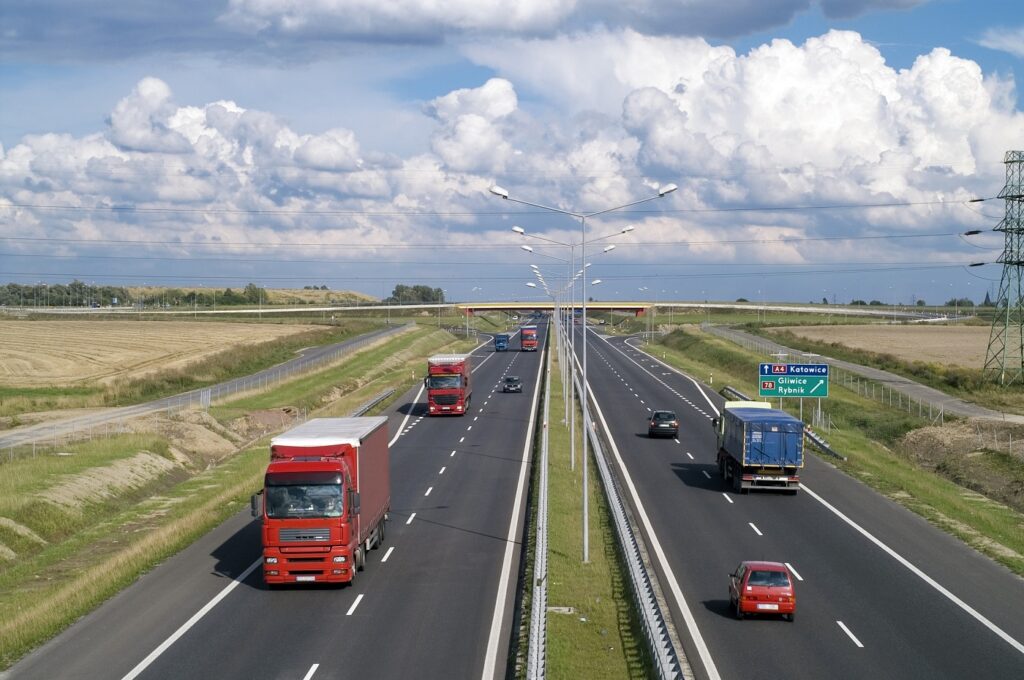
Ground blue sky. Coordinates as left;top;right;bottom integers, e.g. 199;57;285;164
1;1;1023;305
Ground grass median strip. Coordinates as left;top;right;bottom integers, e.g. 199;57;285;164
539;350;647;679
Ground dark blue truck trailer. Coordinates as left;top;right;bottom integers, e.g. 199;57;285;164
713;401;803;494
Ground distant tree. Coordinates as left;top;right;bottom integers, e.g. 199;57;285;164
821;297;828;305
243;283;266;304
850;299;867;306
868;300;884;306
983;291;994;307
916;299;926;307
386;284;445;304
736;297;749;302
320;285;329;290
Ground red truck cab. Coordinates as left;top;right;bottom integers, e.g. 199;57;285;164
252;417;390;585
426;354;472;415
521;326;538;351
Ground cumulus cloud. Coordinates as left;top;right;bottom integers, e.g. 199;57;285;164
979;25;1024;59
108;78;192;153
426;79;518;173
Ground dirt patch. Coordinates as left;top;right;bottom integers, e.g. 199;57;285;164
227;408;301;441
776;325;989;368
123;412;241;467
0;320;319;387
898;419;1024;513
38;452;181;509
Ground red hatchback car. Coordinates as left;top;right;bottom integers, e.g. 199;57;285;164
728;561;796;621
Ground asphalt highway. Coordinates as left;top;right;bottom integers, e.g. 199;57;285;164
573;326;1024;680
5;324;546;680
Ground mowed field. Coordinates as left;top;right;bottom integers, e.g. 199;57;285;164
778;324;989;368
0;320;319;386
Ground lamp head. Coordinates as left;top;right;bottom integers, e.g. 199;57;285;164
489;185;509;199
511;225;525;235
658;183;678;197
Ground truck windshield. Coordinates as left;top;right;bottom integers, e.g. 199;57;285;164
428;375;462;389
266;484;344;519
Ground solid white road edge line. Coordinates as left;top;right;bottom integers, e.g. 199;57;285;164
837;621;864;648
389;382;425;448
785;562;803;581
586;372;722;680
120;559;261;680
302;663;320;680
620;336;719;416
481;333;545;680
381;547;395;563
802;484;1024;656
346;594;364;616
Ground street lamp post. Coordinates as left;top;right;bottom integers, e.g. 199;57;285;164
492;182;677;562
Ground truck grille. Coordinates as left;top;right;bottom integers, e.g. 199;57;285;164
279;528;330;542
434;394;458;406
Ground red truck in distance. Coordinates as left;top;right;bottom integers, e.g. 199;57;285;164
520;325;538;351
426;354;472;415
251;417;390;585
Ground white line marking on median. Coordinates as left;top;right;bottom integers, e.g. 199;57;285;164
302;664;320;680
120;559;261;680
785;562;803;581
406;512;416;525
837;621;864;648
722;493;734;504
346;594;364;616
749;522;763;536
425;486;433;497
381;546;395;563
802;484;1024;657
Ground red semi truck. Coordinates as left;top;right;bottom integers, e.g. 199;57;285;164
521;325;538;351
425;354;472;415
251;417;390;585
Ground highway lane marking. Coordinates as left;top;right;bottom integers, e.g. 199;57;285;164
439;466;446;475
346;594;364;616
686;452;693;460
474;416;479;421
837;621;864;648
450;450;456;457
802;484;1024;657
722;493;734;504
785;562;803;581
467;425;473;431
302;664;320;680
749;523;763;536
614;337;719;418
674;438;680;444
381;547;395;563
389;382;426;447
584;370;721;680
702;470;711;479
451;449;457;456
120;559;262;680
406;512;416;525
479;408;484;413
425;486;433;497
459;436;465;443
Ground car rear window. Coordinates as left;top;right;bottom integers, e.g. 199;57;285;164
653;412;676;421
747;570;791;587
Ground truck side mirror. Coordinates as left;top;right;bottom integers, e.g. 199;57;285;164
711;418;719;429
250;492;263;518
350;490;361;515
423;377;428;387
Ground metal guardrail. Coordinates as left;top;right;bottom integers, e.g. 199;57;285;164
349;389;396;418
574;368;684;679
526;338;552;679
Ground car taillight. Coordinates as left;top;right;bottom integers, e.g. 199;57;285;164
671;421;678;427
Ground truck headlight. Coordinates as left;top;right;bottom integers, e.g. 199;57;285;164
333;555;347;563
265;557;278;564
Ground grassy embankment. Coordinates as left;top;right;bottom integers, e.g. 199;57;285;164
0;326;473;670
0;319;382;419
649;327;1024;575
520;347;647;679
761;326;1024;414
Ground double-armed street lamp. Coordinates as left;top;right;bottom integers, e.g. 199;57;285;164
490;182;677;562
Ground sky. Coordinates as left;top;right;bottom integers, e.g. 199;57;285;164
2;0;1024;306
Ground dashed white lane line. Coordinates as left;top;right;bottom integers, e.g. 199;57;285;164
425;486;433;497
459;437;465;443
346;594;364;616
302;664;319;680
479;408;484;413
749;523;763;536
451;449;457;456
450;450;456;457
467;425;473;431
785;562;803;581
702;470;711;479
722;493;734;505
439;466;446;475
837;621;864;648
473;416;479;422
686;451;694;460
406;512;416;525
674;438;681;444
381;547;395;563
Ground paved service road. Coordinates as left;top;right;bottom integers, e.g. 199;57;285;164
5;324;547;680
571;325;1024;680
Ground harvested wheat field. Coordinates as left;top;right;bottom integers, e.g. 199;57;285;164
0;320;318;387
778;324;989;368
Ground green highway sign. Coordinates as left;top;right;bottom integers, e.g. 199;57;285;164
758;375;829;398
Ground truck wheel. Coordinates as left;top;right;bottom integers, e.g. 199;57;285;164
355;547;365;572
719;457;727;479
378;519;386;546
732;467;744;493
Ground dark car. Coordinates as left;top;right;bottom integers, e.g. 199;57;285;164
728;561;796;621
502;376;522;393
648;410;678;437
